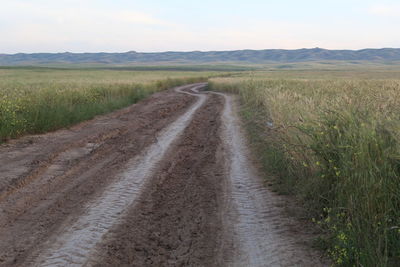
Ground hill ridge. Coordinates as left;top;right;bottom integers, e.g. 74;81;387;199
1;48;400;65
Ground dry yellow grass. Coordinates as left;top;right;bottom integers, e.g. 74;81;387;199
210;70;400;266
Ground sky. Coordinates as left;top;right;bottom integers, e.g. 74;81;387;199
1;0;400;53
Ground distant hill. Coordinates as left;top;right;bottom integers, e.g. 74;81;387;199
1;48;400;65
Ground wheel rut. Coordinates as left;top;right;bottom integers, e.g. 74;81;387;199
216;92;327;266
0;86;197;266
90;90;227;267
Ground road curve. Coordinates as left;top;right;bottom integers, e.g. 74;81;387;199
0;83;327;266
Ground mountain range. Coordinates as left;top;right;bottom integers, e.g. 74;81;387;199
1;48;400;65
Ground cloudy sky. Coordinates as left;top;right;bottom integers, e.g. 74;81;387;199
1;0;399;53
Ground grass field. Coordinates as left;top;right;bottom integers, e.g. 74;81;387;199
3;64;400;265
0;67;224;141
210;67;400;266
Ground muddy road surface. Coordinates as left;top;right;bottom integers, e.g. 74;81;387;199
0;84;327;266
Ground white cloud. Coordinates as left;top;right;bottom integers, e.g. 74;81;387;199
368;4;400;16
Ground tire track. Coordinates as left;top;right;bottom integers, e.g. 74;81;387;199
0;86;195;266
27;84;207;266
216;92;327;266
89;91;226;266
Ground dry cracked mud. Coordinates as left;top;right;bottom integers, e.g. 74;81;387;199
0;83;328;266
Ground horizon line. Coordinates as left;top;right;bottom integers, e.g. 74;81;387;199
1;47;400;55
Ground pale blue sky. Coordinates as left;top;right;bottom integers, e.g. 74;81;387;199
1;0;399;53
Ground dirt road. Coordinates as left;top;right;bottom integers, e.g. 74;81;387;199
0;84;327;266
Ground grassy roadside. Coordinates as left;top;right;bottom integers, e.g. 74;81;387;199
0;68;222;142
209;76;400;266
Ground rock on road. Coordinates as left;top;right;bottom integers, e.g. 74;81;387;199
0;84;327;266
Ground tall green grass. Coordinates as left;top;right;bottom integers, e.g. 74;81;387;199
210;76;400;266
0;68;215;141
